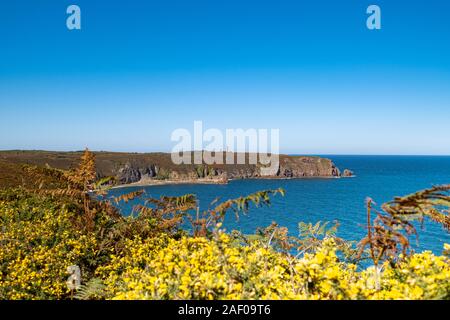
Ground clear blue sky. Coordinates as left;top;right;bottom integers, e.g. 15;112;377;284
1;0;449;155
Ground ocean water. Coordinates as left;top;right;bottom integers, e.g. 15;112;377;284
107;156;450;255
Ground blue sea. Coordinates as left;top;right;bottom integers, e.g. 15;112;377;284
107;156;450;255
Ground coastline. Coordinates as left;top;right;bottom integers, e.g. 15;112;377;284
110;175;348;190
111;178;228;189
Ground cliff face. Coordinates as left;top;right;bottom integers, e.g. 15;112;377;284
110;154;343;184
0;151;348;186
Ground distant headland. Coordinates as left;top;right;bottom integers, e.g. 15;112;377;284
0;150;354;188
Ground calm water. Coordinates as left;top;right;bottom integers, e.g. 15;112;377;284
107;156;450;255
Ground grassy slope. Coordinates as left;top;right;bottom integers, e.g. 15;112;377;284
0;159;67;190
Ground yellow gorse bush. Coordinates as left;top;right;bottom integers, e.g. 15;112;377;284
98;233;450;300
361;251;450;299
0;191;98;299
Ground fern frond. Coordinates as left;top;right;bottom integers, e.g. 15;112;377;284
74;278;107;300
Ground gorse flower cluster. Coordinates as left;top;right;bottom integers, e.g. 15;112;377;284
0;189;99;299
0;150;449;300
97;233;450;300
98;234;355;300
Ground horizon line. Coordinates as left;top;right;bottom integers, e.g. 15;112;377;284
1;149;450;157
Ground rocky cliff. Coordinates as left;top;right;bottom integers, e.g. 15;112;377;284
0;151;352;186
107;153;346;185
